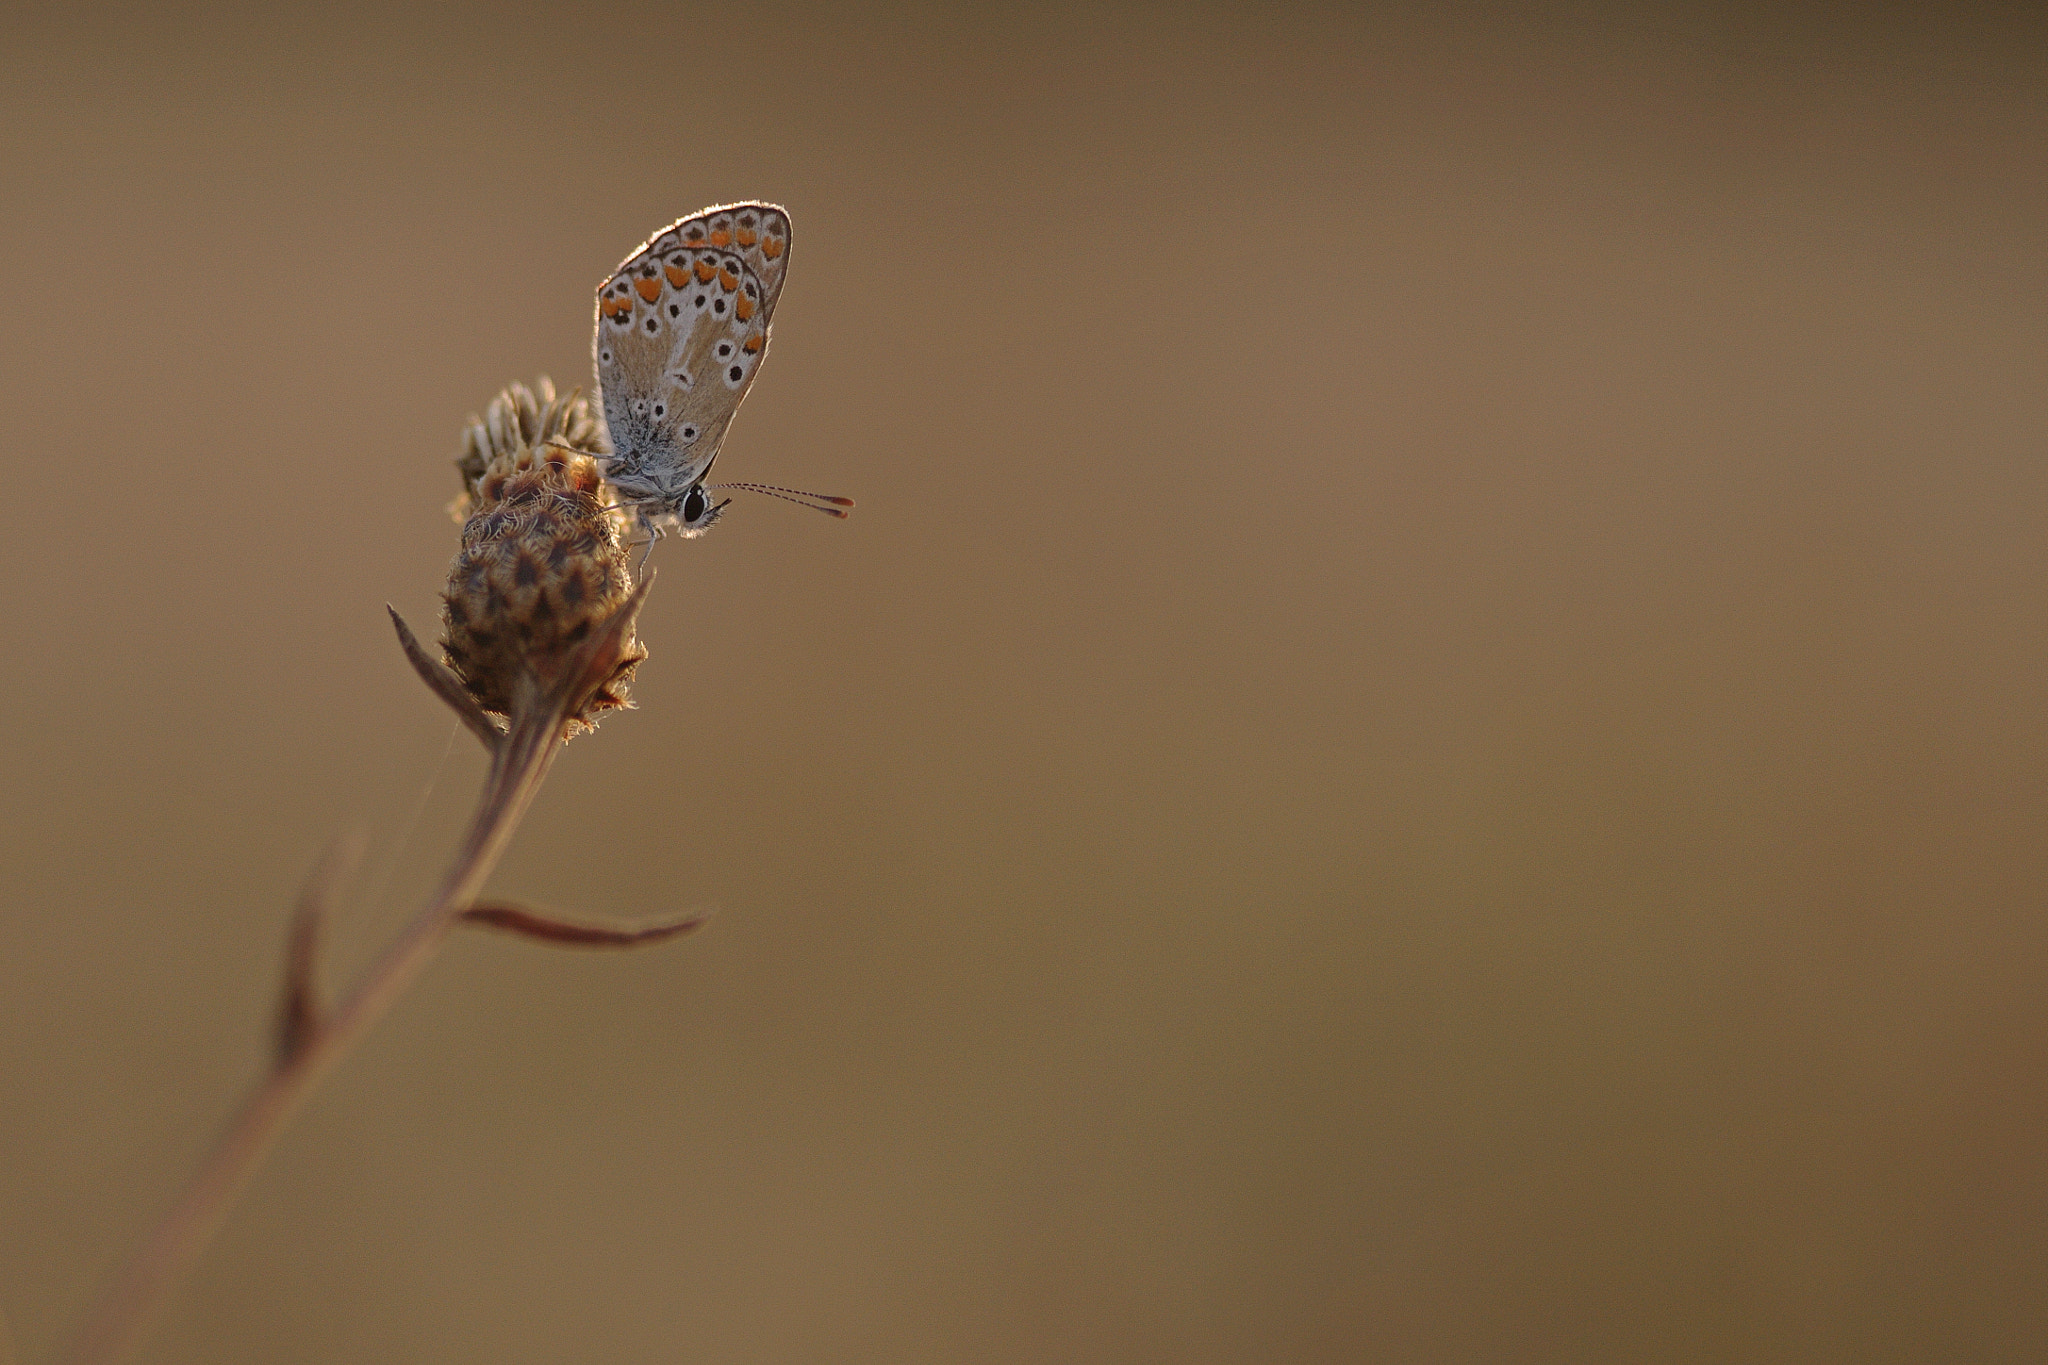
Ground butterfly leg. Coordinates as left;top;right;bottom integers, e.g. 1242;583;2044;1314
633;523;665;577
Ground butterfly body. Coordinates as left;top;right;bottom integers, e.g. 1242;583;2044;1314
593;202;793;537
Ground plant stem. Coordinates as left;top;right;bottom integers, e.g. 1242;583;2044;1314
57;706;565;1365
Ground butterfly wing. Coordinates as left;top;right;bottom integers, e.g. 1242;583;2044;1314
593;202;791;503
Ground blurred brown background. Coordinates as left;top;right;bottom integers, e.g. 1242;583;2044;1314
2;2;2045;1360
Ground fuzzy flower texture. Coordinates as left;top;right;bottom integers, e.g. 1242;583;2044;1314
440;378;645;730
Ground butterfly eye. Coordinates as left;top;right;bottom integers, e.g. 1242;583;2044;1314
682;487;707;523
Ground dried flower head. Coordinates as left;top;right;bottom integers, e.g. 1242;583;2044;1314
440;379;646;732
450;375;609;521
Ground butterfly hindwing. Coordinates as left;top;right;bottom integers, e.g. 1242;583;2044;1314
593;202;789;504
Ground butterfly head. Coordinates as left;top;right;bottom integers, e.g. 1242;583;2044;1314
666;482;730;537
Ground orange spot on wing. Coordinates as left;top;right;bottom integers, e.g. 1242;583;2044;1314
664;263;690;288
761;237;783;259
601;296;630;319
736;227;757;247
743;335;763;353
634;276;662;302
694;260;717;283
718;268;738;290
708;228;731;247
734;294;755;321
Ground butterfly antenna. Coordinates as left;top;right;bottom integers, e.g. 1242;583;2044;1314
703;481;856;519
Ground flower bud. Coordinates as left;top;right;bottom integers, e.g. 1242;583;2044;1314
440;380;645;730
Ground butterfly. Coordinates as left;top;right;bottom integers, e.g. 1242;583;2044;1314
592;201;851;543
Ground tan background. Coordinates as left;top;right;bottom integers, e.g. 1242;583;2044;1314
3;2;2045;1360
